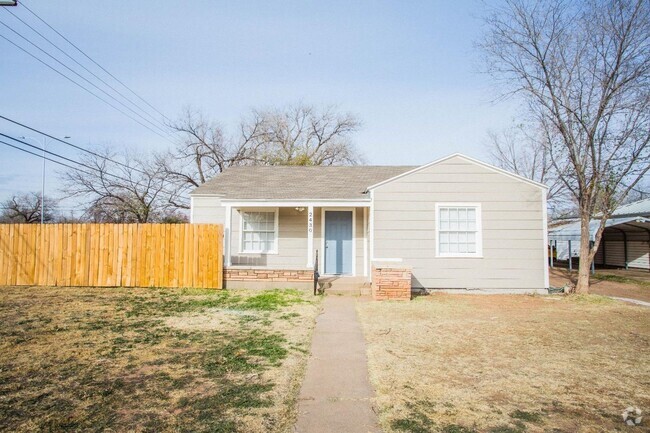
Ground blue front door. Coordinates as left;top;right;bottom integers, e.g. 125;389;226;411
324;211;353;275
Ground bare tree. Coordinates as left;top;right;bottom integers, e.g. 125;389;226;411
246;104;362;166
159;108;262;208
62;147;177;223
0;192;58;223
161;104;363;209
481;0;650;293
622;179;650;203
486;123;569;215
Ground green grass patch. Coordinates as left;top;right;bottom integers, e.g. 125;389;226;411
390;400;439;433
441;425;477;433
0;286;319;433
510;410;543;423
119;288;307;318
238;289;306;311
490;421;527;433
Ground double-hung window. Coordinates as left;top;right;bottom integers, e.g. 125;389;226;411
436;204;482;257
241;210;278;253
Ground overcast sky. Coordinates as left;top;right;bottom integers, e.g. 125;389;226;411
0;0;520;208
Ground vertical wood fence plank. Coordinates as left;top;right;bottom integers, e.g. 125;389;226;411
166;224;173;287
0;225;6;286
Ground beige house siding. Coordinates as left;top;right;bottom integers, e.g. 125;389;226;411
191;196;225;224
231;207;308;269
371;155;546;290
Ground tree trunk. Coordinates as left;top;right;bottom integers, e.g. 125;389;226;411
575;213;592;294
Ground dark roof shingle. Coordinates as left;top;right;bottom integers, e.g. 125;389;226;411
190;165;415;200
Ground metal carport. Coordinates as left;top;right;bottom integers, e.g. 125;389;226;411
548;217;650;272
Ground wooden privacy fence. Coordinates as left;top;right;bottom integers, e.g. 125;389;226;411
0;224;223;289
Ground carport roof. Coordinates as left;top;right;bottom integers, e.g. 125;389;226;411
548;216;650;241
611;198;650;218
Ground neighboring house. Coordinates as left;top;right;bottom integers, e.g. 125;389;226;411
191;154;549;293
549;198;650;270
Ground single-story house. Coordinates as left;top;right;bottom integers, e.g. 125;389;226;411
549;198;650;271
190;153;549;294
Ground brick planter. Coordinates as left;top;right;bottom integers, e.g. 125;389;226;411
372;265;412;301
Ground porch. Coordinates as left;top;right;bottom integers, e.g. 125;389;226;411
221;201;372;287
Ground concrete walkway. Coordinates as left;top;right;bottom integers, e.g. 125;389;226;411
294;296;381;433
609;296;650;307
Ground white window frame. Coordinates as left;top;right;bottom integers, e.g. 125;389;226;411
435;203;483;258
239;208;279;254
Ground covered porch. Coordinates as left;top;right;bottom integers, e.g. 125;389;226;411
221;200;372;288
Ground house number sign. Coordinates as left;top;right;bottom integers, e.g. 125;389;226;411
308;209;313;233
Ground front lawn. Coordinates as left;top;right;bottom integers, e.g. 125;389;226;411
0;286;321;433
358;294;649;433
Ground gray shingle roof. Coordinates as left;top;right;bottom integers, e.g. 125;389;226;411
191;165;416;200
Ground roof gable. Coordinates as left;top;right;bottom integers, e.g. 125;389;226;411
365;153;549;191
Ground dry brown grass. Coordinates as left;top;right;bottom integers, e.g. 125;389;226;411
550;267;650;302
0;286;321;433
357;294;650;433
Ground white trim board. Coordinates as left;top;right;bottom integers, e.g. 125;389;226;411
307;205;314;268
542;190;550;288
363;207;368;277
365;153;549;192
224;205;232;266
222;200;370;208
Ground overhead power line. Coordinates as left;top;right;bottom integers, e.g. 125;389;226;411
0;114;147;175
2;7;169;131
0;34;177;145
19;0;172;124
1;131;184;205
0;138;130;183
0;133;134;183
0;19;171;139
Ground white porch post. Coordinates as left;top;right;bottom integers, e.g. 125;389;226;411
306;205;314;268
224;205;232;267
363;207;368;277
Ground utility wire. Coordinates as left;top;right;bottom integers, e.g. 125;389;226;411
0;34;174;144
19;0;172;124
0;115;147;175
1;132;184;205
2;7;169;131
0;138;130;183
0;19;171;138
0;133;133;183
0;36;178;147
